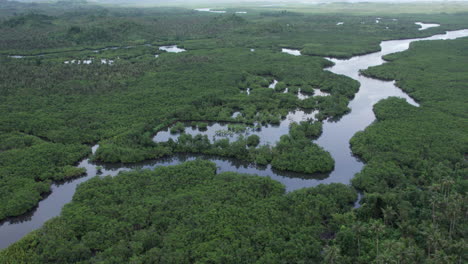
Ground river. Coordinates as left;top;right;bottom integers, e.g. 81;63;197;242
1;28;468;250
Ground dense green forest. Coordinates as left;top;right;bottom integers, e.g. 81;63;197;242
0;0;365;218
345;36;468;263
142;121;334;174
0;132;89;219
0;160;357;263
1;0;468;263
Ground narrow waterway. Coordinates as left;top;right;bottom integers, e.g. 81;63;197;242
1;28;468;250
315;28;468;185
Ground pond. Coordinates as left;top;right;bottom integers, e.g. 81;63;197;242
415;22;440;30
153;110;318;146
281;48;301;56
159;45;187;53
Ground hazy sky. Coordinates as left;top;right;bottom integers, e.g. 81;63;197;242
145;0;466;2
88;0;468;2
90;0;468;3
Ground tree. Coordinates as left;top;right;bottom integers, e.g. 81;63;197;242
323;245;342;264
370;220;385;261
246;134;260;147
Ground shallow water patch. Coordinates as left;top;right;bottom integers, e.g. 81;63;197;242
194;8;226;14
282;48;301;56
153;110;318;146
415;22;440;30
159;45;186;53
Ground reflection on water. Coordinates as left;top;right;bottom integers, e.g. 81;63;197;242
194;8;246;14
159;45;186;53
268;79;278;89
194;8;227;14
315;29;468;186
0;151;328;249
415;22;440;31
2;29;468;250
297;89;310;100
282;48;301;56
313;88;330;97
154;109;318;146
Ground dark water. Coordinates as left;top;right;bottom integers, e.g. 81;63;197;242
1;29;468;250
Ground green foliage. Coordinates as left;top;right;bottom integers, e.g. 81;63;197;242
1;2;468;262
197;122;208;130
227;123;248;133
274;81;287;92
170;122;185;134
0;44;357;166
246;134;260;147
341;36;468;262
161;120;332;174
271;135;334;174
290;121;323;140
0;133;89;219
2;13;54;28
0;161;356;263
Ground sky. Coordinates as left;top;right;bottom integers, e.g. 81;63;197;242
80;0;468;1
15;0;468;5
88;0;468;3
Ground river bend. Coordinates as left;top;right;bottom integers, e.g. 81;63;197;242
1;28;468;249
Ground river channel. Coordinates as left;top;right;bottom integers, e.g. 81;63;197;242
1;28;468;249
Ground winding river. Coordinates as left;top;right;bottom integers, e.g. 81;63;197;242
1;28;468;250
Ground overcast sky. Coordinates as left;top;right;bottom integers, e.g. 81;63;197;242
88;0;468;2
93;0;468;3
145;0;465;2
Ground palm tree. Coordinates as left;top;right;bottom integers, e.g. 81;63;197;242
352;221;365;257
370;220;385;261
381;206;396;226
323;245;342;264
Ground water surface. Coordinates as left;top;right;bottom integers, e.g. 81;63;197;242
2;28;468;250
154;110;318;146
159;45;187;53
194;8;226;14
0;148;327;249
282;48;301;56
415;22;440;30
315;29;468;185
